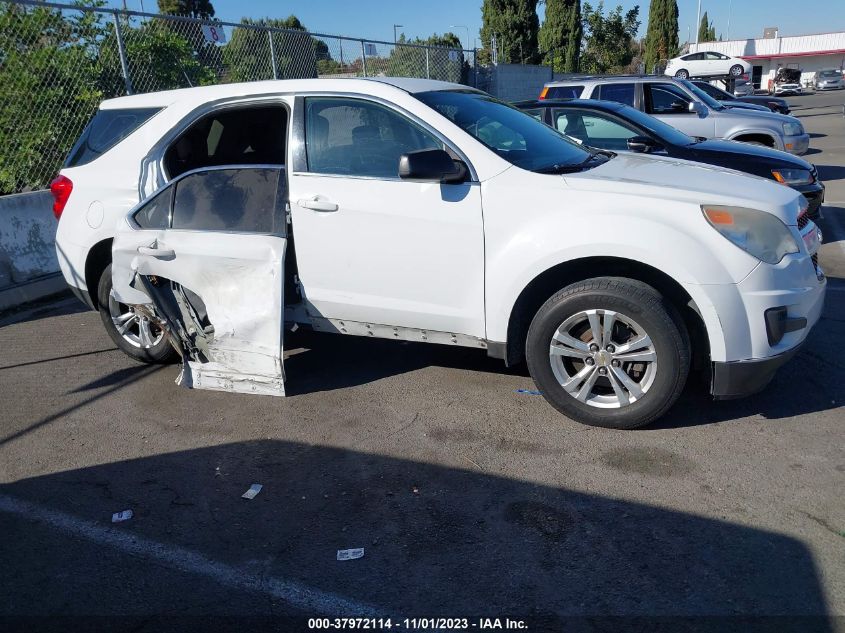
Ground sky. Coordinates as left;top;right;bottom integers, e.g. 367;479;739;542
109;0;845;49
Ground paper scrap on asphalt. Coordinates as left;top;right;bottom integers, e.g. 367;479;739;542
111;510;133;523
241;483;263;499
337;548;364;561
515;389;542;395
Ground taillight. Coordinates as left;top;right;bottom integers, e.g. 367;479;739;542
539;86;549;100
50;175;73;220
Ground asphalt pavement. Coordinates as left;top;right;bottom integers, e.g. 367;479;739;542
1;90;844;632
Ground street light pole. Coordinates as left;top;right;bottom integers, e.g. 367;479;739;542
450;24;470;51
726;0;733;40
695;0;702;45
393;24;403;43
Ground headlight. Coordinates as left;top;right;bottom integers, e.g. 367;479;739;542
702;205;799;264
783;121;803;136
771;168;814;185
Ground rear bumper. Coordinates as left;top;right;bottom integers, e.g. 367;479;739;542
711;346;800;399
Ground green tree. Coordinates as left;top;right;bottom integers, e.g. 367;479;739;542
480;0;541;64
580;2;640;74
157;0;214;18
387;33;466;83
643;0;678;72
0;3;105;193
539;0;581;72
223;17;319;82
697;10;716;42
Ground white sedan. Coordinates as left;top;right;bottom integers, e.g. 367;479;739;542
665;51;751;79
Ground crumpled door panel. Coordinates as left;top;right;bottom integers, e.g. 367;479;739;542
124;235;287;397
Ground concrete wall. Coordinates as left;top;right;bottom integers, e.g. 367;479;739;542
0;190;65;310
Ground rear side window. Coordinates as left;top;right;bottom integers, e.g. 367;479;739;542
133;187;172;230
66;108;161;168
590;83;636;107
171;168;284;234
545;86;583;99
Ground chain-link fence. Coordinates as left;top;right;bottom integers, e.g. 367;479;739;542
0;0;477;195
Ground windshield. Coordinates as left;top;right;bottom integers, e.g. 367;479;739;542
415;90;597;172
677;80;724;110
612;104;698;147
820;70;841;78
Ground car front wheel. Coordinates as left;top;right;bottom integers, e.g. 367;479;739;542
97;264;176;364
525;277;690;429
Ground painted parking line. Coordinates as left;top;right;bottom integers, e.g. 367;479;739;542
0;493;380;616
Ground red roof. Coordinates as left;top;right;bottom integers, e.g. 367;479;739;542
741;48;845;60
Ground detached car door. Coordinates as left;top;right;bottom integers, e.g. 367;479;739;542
286;96;485;338
112;166;288;396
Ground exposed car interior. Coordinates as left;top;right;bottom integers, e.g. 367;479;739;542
163;105;287;178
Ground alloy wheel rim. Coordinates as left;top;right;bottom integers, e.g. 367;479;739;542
108;288;164;349
548;309;657;409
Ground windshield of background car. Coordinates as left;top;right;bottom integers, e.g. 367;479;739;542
677;80;724;110
613;104;697;146
416;90;594;171
820;70;841;78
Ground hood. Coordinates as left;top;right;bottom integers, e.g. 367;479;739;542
691;139;813;168
561;152;802;225
722;100;770;112
775;68;802;83
715;104;800;126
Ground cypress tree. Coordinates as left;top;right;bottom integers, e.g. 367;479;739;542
697;11;716;42
539;0;582;73
481;0;542;65
643;0;679;72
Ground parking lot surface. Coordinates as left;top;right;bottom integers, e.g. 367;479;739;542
2;91;845;629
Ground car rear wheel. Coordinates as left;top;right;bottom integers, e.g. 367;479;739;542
97;264;176;364
674;69;689;79
729;64;744;77
525;277;690;429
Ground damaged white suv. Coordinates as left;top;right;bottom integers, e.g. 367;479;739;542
53;78;825;429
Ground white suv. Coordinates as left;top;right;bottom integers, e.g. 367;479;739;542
53;78;825;429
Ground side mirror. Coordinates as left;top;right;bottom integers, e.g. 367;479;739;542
688;101;705;114
399;149;467;184
626;136;659;153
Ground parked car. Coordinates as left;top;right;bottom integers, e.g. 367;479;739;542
769;68;803;95
691;80;791;114
732;77;756;97
665;51;751;79
812;69;844;90
515;98;824;218
53;78;825;429
690;81;771;112
540;75;810;155
692;80;791;114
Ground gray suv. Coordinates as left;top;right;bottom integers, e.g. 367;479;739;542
540;75;810;155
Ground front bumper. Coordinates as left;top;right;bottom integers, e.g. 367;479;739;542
711;346;801;399
816;82;844;90
795;181;825;219
783;133;810;155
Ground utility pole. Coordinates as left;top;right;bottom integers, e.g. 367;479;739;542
695;0;702;45
393;24;403;43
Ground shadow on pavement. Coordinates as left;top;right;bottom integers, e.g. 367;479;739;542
0;439;834;629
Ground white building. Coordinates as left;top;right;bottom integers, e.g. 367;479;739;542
690;29;845;90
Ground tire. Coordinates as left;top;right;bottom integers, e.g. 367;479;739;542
729;64;743;77
525;277;690;430
674;69;689;79
97;264;176;364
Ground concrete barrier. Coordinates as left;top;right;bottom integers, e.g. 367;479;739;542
0;190;66;311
